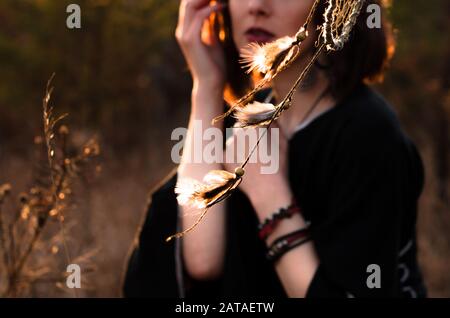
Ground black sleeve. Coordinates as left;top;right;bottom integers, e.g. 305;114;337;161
305;124;410;298
122;169;225;298
122;170;180;297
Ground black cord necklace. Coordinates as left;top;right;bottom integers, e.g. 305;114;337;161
273;85;331;140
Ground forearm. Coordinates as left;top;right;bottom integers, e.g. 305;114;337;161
250;184;319;297
179;82;224;176
178;81;226;280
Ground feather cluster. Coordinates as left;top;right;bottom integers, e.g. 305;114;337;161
240;28;307;81
175;168;244;209
166;168;245;242
211;29;307;125
232;101;280;128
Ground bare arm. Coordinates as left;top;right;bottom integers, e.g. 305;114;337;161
178;82;227;280
175;0;228;280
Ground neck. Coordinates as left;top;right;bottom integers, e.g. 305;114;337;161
272;56;335;139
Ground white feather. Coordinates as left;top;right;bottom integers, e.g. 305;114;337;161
233;101;278;127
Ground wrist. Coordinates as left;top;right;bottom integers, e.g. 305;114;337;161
192;80;224;112
265;213;308;246
254;195;309;246
249;182;292;221
190;81;225;124
193;79;225;97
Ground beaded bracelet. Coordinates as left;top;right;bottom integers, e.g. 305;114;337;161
266;226;311;262
258;199;302;241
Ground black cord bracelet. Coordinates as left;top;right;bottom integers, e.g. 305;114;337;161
258;199;301;240
266;226;312;262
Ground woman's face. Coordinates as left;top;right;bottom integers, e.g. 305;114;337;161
229;0;316;52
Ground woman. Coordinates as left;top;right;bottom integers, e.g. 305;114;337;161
122;0;427;297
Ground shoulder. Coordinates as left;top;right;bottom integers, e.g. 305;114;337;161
337;85;406;153
332;86;424;191
323;85;426;187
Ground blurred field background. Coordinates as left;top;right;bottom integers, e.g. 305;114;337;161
0;0;448;297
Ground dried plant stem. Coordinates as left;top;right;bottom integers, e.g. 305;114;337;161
4;74;77;298
42;74;77;297
3;207;21;296
6;224;43;296
0;202;11;282
0;75;99;297
4;203;44;297
8;202;23;263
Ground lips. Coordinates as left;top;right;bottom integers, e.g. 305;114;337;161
245;27;275;44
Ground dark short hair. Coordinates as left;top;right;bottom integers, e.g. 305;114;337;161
214;0;395;103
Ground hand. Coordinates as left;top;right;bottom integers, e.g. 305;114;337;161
224;121;292;218
176;0;227;90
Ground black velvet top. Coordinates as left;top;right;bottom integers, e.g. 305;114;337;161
122;84;427;298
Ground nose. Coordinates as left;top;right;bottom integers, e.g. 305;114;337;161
248;0;270;18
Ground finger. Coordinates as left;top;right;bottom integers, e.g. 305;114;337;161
207;7;221;46
190;2;225;42
178;0;210;34
207;3;228;46
177;2;224;48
